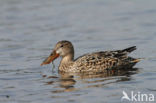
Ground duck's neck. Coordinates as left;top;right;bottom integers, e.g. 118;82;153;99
59;54;74;70
61;54;74;63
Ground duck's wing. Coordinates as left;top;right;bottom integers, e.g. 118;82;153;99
112;46;136;58
75;46;137;61
74;46;138;71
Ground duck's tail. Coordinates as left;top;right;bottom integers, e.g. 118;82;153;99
122;46;136;53
131;58;143;63
122;58;142;69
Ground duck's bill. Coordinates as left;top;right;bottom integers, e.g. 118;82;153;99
40;51;59;66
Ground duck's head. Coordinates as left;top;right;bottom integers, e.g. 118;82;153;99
41;40;74;66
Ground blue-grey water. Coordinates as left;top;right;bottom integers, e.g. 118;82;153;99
0;0;156;103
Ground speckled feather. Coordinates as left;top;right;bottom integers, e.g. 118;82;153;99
70;48;138;72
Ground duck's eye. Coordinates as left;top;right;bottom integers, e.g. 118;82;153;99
60;45;64;48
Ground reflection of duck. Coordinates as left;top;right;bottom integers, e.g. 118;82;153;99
48;68;139;93
59;68;139;79
41;40;140;72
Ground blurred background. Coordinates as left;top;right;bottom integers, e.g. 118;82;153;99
0;0;156;103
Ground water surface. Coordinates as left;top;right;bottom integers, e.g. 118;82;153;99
0;0;156;103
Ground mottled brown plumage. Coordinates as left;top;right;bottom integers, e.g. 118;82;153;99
41;40;140;73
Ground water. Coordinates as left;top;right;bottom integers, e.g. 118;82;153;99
0;0;156;103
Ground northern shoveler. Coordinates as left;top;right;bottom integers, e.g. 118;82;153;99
41;40;140;72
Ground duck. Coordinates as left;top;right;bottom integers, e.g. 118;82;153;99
41;40;140;73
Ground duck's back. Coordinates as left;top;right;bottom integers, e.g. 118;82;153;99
73;46;140;72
